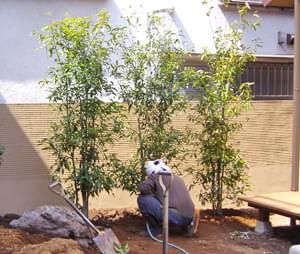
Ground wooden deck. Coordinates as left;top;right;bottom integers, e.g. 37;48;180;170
240;191;300;224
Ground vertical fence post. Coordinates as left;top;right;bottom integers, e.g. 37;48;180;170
291;0;300;191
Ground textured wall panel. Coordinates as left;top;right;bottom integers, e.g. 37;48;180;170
0;101;293;214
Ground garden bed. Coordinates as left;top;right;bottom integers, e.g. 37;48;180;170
0;208;296;254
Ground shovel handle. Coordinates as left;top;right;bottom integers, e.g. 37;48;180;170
48;181;64;196
48;182;121;253
48;181;100;234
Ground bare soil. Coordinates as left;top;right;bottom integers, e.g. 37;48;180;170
0;208;299;254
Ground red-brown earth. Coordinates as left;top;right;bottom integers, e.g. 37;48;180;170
0;208;299;254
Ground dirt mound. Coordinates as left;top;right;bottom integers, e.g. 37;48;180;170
14;238;84;254
0;226;49;254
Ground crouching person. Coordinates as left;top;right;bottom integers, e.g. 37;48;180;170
137;159;196;237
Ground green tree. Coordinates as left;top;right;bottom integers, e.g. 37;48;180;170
35;11;125;217
115;15;189;192
187;4;259;215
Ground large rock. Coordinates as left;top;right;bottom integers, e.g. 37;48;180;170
10;206;92;247
13;238;84;254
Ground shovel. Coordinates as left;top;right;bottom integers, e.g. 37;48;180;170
48;181;120;254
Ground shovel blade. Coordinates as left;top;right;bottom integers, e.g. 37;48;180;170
93;228;120;254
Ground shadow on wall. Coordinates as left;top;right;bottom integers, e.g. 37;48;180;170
0;99;64;215
0;0;125;215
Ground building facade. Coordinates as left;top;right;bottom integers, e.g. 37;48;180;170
0;0;295;214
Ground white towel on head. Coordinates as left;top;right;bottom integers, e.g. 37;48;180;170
145;159;172;176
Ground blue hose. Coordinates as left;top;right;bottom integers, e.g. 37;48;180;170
146;222;190;254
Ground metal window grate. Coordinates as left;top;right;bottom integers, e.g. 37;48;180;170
241;62;293;100
184;57;294;100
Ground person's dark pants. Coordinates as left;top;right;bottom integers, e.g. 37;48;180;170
137;195;192;236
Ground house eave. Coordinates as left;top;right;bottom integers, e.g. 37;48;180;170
185;53;294;66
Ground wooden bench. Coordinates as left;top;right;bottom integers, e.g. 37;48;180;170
240;191;300;233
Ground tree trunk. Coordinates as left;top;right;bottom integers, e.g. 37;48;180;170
216;160;221;215
82;191;89;218
137;116;145;179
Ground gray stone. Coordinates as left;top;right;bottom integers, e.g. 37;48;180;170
254;220;273;234
290;245;300;254
10;206;92;247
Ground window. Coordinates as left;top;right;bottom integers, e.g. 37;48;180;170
184;54;294;100
240;57;293;100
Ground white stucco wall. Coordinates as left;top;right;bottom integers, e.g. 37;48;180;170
221;6;294;55
0;0;124;103
0;0;295;104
